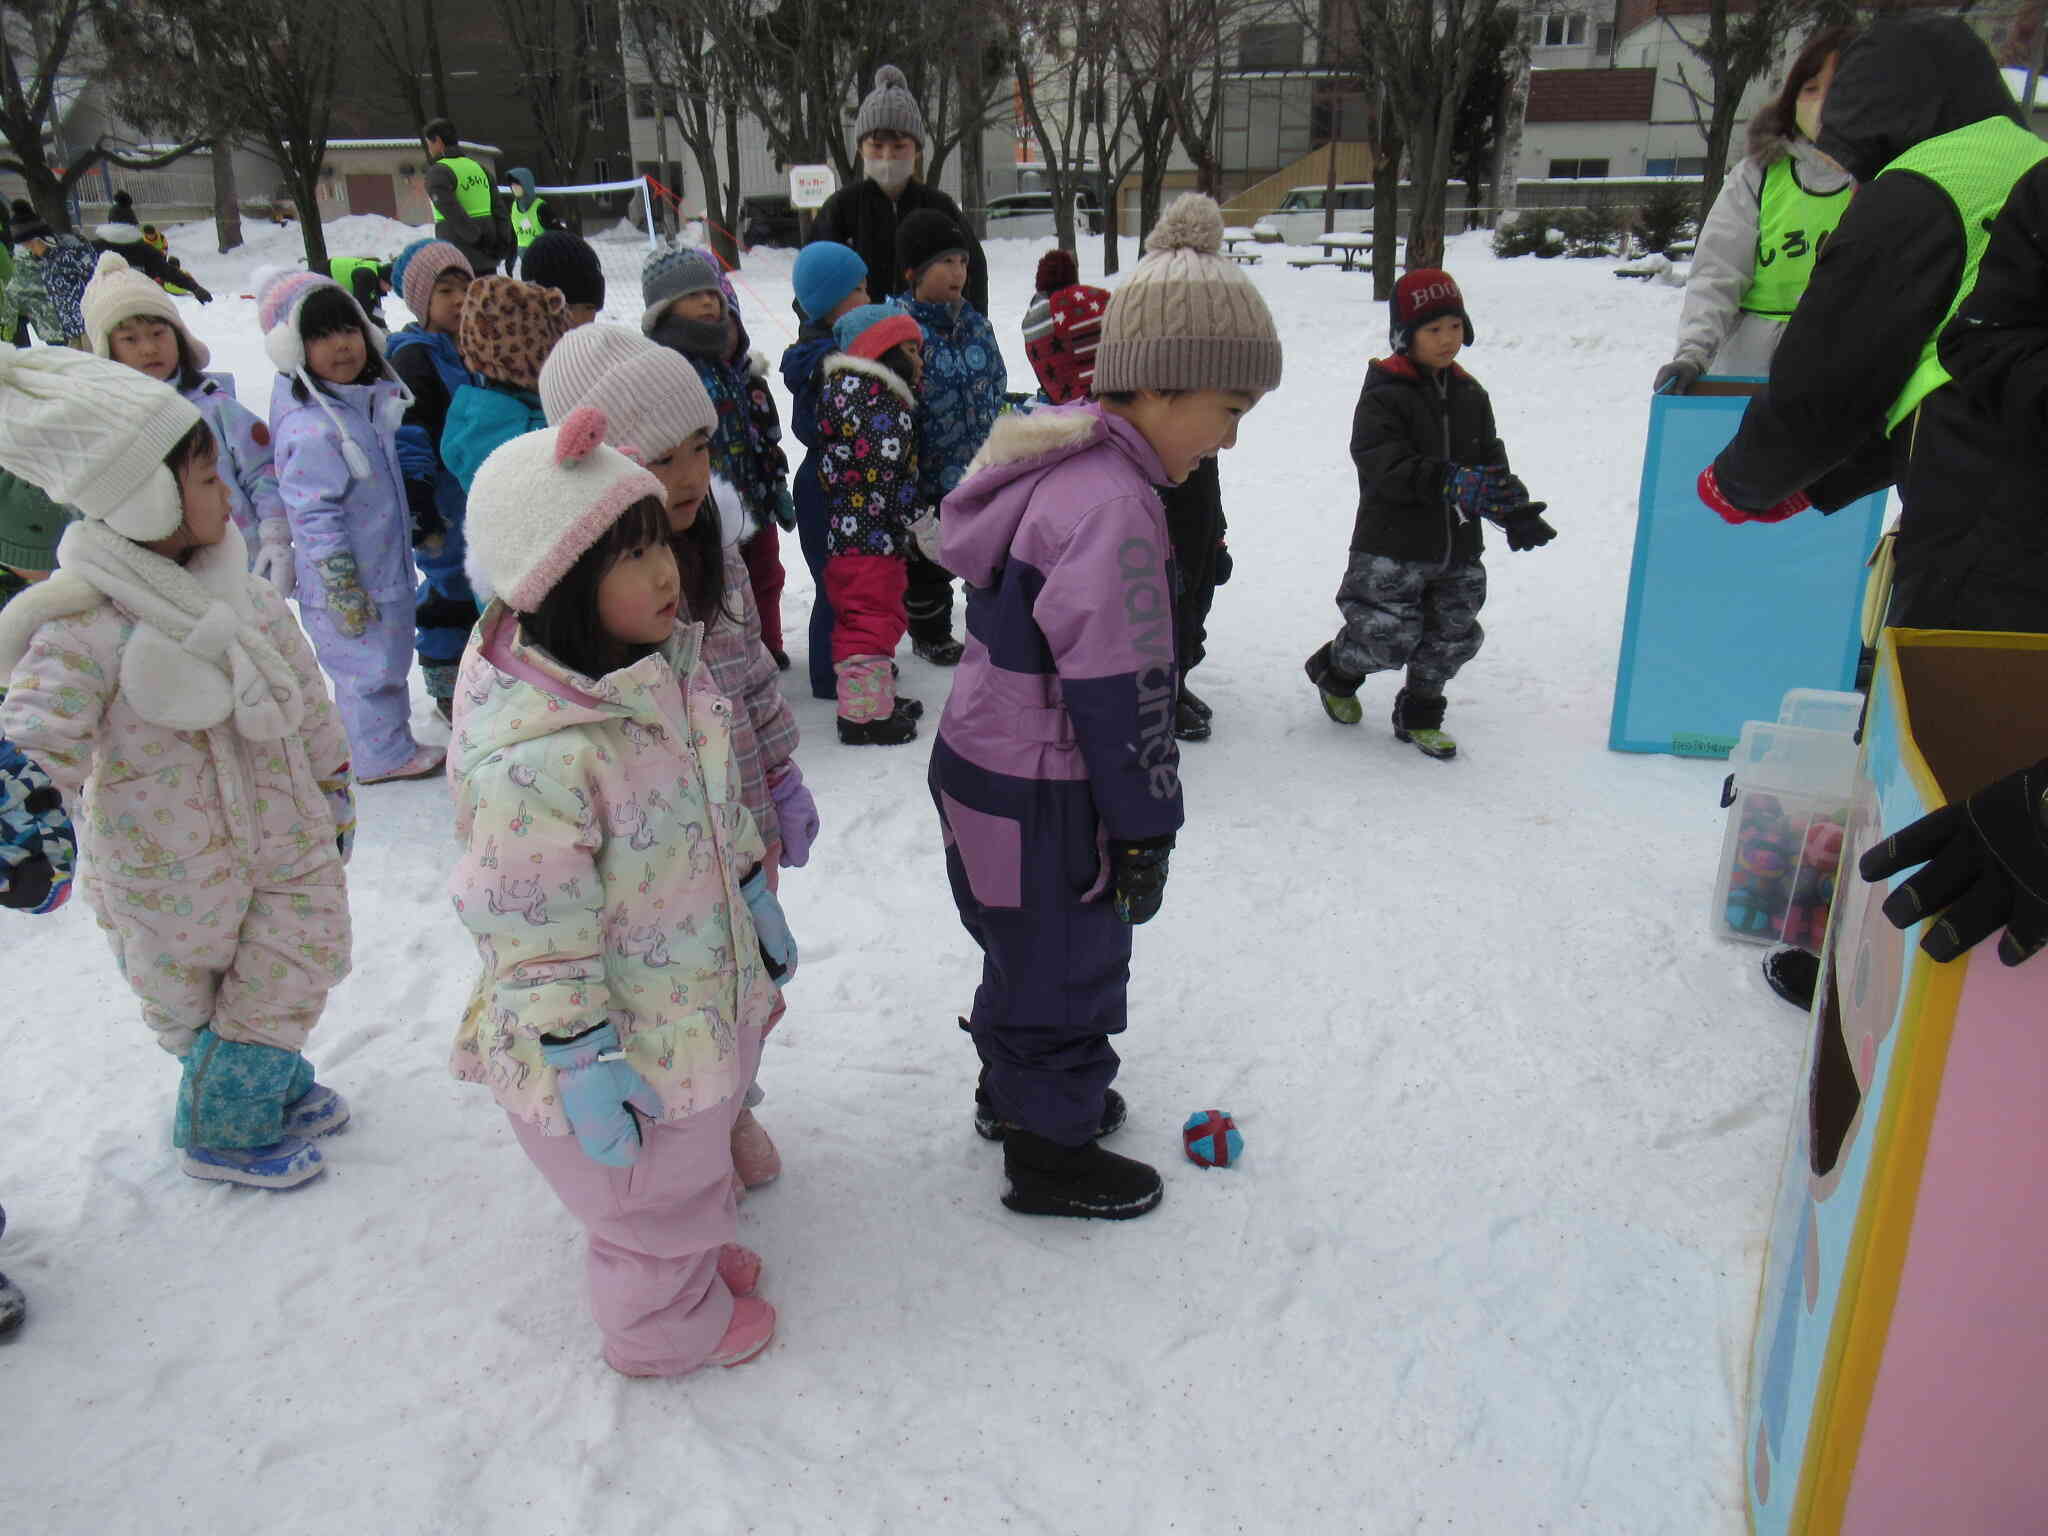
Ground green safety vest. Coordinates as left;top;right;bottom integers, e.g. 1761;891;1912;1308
1882;116;2048;435
328;257;383;289
434;155;496;222
510;196;548;249
1739;157;1851;318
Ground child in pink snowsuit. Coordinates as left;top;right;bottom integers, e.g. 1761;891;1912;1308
448;406;797;1376
260;268;442;785
0;349;355;1190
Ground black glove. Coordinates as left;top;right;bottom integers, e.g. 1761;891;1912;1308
1858;756;2048;966
192;284;214;305
1653;359;1700;395
1504;512;1557;552
1110;836;1173;926
1213;543;1233;585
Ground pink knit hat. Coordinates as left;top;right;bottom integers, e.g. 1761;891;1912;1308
254;266;384;375
464;406;664;612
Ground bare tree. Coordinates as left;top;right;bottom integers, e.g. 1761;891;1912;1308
622;0;746;265
1155;0;1237;198
1110;0;1201;260
491;0;625;188
361;0;452;131
1007;0;1104;252
0;0;212;232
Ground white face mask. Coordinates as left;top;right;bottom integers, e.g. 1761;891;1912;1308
864;156;913;194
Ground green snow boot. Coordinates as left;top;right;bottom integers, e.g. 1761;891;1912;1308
1304;643;1363;725
1392;687;1457;760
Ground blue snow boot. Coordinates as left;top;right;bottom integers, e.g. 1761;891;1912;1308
173;1028;307;1152
282;1083;351;1139
179;1138;325;1189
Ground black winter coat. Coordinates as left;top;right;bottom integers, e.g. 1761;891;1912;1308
1711;16;2044;629
806;178;989;316
1347;356;1506;565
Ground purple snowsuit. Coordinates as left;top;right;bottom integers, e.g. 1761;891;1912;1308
930;402;1183;1147
270;374;422;778
185;374;285;554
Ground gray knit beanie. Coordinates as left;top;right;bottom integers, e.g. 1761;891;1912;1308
854;66;926;149
1094;194;1283;396
639;246;725;334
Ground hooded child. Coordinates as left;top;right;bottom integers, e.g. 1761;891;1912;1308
930;194;1280;1220
641;247;794;666
779;240;871;700
260;266;443;784
5;201;96;347
506;168;566;256
0;348;354;1189
448;406;796;1376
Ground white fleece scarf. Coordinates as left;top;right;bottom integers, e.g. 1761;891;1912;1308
0;520;304;739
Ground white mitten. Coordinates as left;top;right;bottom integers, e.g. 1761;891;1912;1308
252;518;296;598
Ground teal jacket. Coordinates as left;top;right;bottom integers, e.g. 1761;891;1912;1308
442;382;547;492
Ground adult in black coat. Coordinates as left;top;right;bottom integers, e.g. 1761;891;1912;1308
805;66;989;316
1705;16;2041;631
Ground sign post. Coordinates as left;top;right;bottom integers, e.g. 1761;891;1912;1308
789;165;837;209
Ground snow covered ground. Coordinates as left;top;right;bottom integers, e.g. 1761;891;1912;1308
0;216;1806;1534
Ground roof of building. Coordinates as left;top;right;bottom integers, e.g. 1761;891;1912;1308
1526;68;1657;124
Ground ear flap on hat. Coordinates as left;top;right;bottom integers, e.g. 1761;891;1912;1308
99;462;189;543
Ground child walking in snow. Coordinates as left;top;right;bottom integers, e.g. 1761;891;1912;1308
781;241;872;702
891;210;1007;667
538;323;815;1186
1302;269;1556;760
384;239;480;717
931;195;1280;1220
85;251;296;594
0;349;355;1188
261;268;443;784
641;248;795;666
448;408;795;1375
816;305;929;746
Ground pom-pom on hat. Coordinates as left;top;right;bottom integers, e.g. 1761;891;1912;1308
0;348;199;541
255;265;385;376
1034;247;1079;296
538;323;715;461
832;304;921;362
896;209;968;287
392;238;473;326
521;231;606;311
792;240;869;324
1389;267;1473;352
854;64;926;149
639;246;726;334
83;249;211;368
465;405;665;614
457;275;570;391
1094;194;1282;396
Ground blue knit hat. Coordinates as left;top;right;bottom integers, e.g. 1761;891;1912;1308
793;241;869;325
639;246;724;334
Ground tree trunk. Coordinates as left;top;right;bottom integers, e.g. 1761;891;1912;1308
715;97;742;268
958;71;987;241
1322;139;1340;235
1697;75;1742;226
23;164;72;237
1372;128;1402;302
423;0;450;119
1491;45;1530;226
211;139;243;253
293;165;329;268
1404;104;1451;271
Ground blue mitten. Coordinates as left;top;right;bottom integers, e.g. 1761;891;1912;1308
1444;464;1504;523
740;866;797;983
0;740;75;915
540;1021;665;1167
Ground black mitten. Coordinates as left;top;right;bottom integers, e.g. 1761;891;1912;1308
1504;512;1557;552
1110;837;1173;926
1859;756;2048;966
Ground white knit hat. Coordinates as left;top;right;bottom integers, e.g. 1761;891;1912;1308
0;348;200;541
537;324;716;460
1094;194;1283;395
465;406;665;613
83;251;212;369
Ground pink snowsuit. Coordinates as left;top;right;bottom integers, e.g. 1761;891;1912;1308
446;603;778;1375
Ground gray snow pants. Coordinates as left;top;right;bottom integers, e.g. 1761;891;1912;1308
1329;553;1487;695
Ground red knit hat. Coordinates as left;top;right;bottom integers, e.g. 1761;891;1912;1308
1034;247;1080;295
1390;267;1473;352
1026;283;1110;405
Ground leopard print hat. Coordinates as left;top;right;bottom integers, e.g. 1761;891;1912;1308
457;275;570;392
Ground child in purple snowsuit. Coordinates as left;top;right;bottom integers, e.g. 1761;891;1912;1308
930;196;1281;1221
260;268;442;785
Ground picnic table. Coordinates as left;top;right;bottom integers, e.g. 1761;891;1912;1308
1221;226;1263;264
1288;232;1381;272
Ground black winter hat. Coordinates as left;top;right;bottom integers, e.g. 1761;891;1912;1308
895;209;967;289
521;230;606;310
10;199;52;243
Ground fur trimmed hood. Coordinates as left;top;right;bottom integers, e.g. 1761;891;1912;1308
820;350;917;408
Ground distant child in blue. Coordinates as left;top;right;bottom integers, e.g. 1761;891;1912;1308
890;209;1006;667
780;241;871;700
385;239;480;716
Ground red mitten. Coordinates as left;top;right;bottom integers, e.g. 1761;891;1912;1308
1698;465;1811;525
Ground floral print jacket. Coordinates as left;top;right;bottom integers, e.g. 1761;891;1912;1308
815;353;925;561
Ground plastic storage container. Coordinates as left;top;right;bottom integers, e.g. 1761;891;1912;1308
1712;718;1859;946
1778;688;1864;736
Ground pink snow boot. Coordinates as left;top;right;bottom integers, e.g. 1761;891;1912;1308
717;1243;763;1298
706;1297;777;1367
730;1107;781;1188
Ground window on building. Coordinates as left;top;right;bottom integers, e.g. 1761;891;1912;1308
586;77;605;130
1238;22;1303;70
593;157;611;185
1648;156;1707;177
1594;22;1614;56
1539;13;1588;47
1547;158;1610;179
632;83;658;120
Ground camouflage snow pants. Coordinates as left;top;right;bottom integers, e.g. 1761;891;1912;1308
1329;553;1486;694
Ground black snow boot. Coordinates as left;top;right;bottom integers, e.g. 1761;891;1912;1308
1173;691;1211;742
1002;1130;1163;1220
0;1205;21;1340
974;1082;1127;1142
1391;687;1457;760
910;619;964;667
836;698;920;746
1180;686;1213;722
1762;947;1819;1012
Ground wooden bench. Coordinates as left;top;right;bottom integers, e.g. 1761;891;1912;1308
1221;226;1263;264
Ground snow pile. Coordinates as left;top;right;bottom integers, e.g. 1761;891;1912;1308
1;218;1792;1534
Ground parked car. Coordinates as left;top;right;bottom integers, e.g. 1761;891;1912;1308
1251;184;1375;244
983;189;1104;239
740;194;800;250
